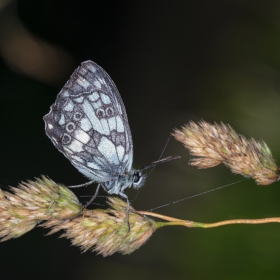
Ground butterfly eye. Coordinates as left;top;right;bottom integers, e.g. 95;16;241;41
66;122;76;133
62;133;71;145
106;107;114;117
133;172;141;183
73;111;83;121
96;109;105;118
132;172;146;190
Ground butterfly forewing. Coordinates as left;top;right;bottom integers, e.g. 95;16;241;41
44;61;133;182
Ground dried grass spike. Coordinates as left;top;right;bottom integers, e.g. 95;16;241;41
0;176;82;241
173;120;279;185
42;197;157;256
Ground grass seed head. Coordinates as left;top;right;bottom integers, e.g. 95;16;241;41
173;120;279;185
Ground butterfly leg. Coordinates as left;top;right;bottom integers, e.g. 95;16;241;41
119;192;131;232
83;184;101;209
68;180;95;188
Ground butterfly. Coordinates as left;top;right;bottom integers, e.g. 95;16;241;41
43;60;179;225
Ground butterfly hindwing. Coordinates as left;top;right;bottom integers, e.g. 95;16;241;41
44;61;133;182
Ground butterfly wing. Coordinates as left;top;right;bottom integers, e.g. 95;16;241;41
43;61;133;182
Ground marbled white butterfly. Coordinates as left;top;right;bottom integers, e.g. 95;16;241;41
44;61;179;219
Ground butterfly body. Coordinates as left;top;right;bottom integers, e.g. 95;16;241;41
44;61;146;197
44;60;179;215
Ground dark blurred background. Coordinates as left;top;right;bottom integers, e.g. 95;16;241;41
1;0;280;279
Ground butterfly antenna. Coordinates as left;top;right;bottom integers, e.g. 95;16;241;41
133;136;176;202
140;155;180;172
133;155;180;203
148;135;171;175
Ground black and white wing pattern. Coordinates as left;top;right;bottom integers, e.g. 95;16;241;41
43;61;133;183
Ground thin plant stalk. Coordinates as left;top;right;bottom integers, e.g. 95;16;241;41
139;211;280;229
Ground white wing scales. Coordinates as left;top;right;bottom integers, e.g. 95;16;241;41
43;61;133;183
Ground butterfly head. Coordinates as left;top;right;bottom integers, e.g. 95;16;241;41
131;155;180;190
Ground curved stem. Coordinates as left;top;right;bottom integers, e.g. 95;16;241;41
199;217;280;228
139;211;280;229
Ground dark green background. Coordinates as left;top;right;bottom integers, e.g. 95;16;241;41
1;1;280;279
